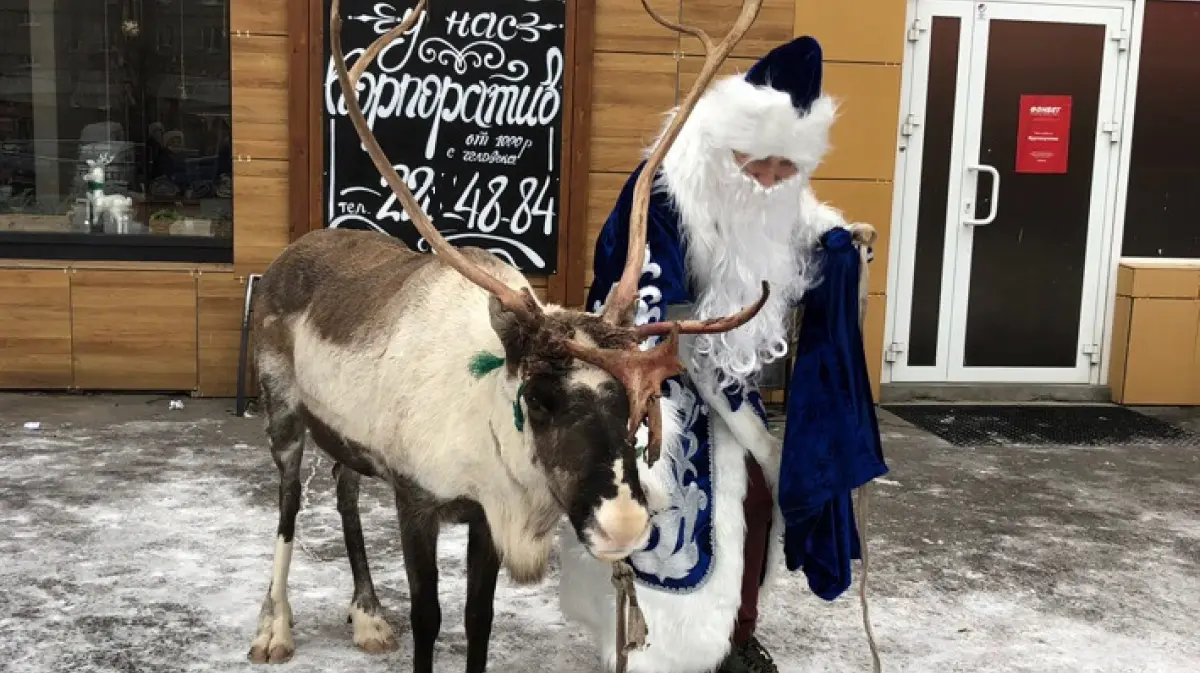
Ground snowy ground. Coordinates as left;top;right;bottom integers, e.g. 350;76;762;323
1;394;1198;673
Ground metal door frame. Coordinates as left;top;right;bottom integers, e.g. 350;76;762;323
883;0;1143;385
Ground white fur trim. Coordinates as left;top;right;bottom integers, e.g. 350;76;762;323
694;384;780;492
558;416;754;673
695;385;788;597
656;75;838;176
633;394;688;513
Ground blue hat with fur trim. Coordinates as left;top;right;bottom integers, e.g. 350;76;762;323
743;36;824;113
659;36;835;173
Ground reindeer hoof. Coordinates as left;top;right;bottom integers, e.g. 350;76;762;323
350;605;399;654
248;641;295;664
248;611;296;664
356;633;399;655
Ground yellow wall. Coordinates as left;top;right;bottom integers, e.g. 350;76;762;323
799;0;906;400
0;0;907;400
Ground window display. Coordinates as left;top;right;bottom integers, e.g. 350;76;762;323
0;0;232;262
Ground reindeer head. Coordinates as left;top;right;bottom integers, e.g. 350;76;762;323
330;0;766;563
84;158;106;186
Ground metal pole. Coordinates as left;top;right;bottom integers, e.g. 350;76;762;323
236;273;262;417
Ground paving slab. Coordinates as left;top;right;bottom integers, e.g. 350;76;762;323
1;393;1197;672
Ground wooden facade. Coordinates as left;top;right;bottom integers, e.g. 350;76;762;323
0;0;908;398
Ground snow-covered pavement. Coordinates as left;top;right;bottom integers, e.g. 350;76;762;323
1;394;1198;673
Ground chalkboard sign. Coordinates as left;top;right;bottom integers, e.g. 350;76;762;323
323;0;566;273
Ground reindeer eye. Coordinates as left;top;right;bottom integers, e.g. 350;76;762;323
524;391;549;418
522;380;559;420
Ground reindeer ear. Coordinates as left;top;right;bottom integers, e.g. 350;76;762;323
488;295;530;369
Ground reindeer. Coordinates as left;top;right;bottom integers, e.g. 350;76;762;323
244;0;767;671
84;152;134;233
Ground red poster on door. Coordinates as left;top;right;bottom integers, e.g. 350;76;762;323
1015;95;1072;174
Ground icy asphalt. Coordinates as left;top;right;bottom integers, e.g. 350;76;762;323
1;393;1198;673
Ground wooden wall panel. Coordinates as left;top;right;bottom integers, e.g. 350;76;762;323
71;271;198;391
231;34;289;161
676;54;756;93
231;0;288;36
818;64;903;181
680;0;797;59
811;179;894;295
197;274;248;397
590;53;678;173
595;0;681;53
794;0;907;64
584;172;628;293
234;159;291;273
529;276;550;302
0;270;72;389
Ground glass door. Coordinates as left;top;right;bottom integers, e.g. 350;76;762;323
889;0;977;383
890;0;1131;384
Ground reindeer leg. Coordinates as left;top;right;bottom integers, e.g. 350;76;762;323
333;462;399;654
396;493;441;673
464;517;501;673
248;376;306;664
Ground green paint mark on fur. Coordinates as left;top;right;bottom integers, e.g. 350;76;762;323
468;351;505;379
468;351;525;432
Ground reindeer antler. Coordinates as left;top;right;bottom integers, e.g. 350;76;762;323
577;0;770;461
329;0;769;465
329;0;541;325
601;0;766;326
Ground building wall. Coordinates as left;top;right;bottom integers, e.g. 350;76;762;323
0;0;906;399
0;0;293;395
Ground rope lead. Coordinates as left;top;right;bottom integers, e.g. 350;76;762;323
612;561;647;673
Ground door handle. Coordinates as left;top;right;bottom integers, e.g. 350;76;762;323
963;164;1000;226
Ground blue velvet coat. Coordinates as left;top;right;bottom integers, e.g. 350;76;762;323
588;161;888;601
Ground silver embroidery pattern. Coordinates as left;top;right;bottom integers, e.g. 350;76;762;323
629;378;707;581
592;244;663;351
596;238;719;591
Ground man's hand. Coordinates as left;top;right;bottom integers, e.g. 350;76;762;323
848;222;877;263
848;222;877;247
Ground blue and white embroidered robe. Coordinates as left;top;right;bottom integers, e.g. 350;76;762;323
558;160;889;673
558;43;889;671
558;159;803;673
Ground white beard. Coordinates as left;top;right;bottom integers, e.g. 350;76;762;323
638;73;841;394
660;152;826;394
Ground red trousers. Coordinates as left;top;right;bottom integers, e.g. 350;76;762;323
733;454;774;645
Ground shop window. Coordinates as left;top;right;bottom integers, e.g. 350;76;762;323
0;0;232;263
1121;0;1200;259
